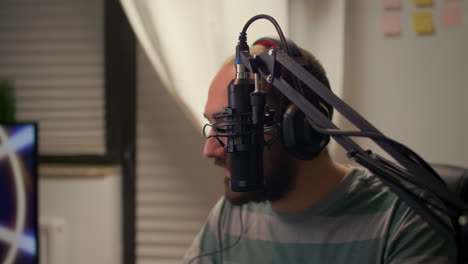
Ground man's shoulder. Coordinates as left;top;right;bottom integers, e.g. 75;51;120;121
348;167;389;193
346;168;445;214
321;167;399;216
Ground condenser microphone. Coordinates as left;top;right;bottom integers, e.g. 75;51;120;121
225;64;264;192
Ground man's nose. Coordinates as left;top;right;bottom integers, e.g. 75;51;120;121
203;136;225;158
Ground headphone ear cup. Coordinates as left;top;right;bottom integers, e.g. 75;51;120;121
281;104;330;160
253;37;332;159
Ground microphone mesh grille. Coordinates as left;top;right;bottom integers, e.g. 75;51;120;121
230;152;249;181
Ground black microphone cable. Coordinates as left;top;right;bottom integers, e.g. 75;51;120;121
240;14;289;56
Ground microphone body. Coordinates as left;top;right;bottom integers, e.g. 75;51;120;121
227;77;264;192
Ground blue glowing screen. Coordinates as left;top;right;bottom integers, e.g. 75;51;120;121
0;123;38;264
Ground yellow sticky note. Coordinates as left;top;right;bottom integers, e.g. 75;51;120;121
412;0;433;6
413;13;434;34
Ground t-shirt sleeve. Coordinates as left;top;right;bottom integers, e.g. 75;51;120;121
181;197;227;264
384;200;452;264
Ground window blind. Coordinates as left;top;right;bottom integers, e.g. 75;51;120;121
0;0;105;155
136;45;221;264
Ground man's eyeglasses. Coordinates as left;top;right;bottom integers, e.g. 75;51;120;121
202;110;279;148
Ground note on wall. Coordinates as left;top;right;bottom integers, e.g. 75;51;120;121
382;0;401;10
381;14;401;36
412;0;433;7
413;13;435;34
443;7;463;27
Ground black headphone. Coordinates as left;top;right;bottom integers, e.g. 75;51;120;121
253;37;332;160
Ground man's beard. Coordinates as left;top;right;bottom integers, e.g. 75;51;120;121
219;148;295;206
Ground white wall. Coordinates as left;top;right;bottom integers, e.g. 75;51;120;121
289;0;345;97
39;167;122;264
340;1;468;167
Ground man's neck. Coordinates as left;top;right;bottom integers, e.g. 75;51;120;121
270;151;350;213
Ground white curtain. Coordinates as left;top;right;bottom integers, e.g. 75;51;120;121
120;0;346;160
120;0;346;129
120;0;291;128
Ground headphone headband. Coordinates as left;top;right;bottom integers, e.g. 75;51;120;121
254;40;280;48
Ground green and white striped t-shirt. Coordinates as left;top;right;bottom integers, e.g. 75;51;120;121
183;168;450;264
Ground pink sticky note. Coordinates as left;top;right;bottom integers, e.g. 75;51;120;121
382;0;401;9
443;7;462;27
381;14;401;36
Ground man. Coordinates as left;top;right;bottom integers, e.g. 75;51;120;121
182;39;450;263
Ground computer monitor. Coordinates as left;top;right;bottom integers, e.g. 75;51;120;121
0;123;38;264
